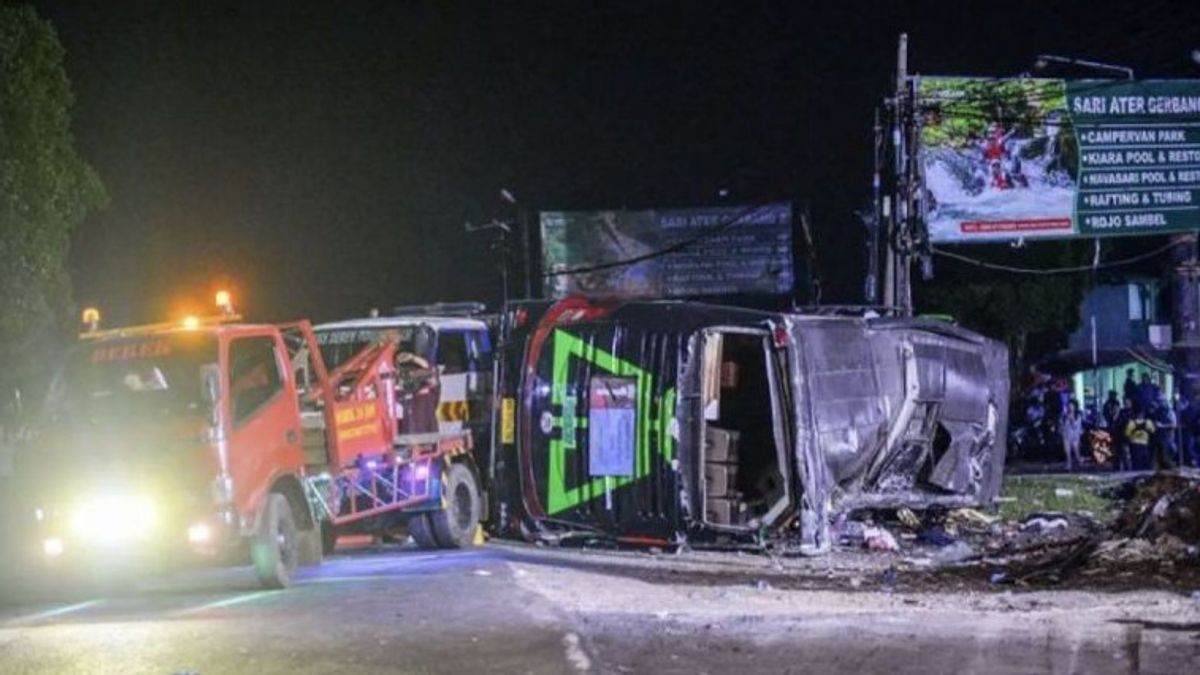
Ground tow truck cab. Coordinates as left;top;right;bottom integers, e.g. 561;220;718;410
311;305;492;549
32;313;321;588
314;306;493;468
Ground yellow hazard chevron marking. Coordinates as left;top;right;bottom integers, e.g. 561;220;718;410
500;397;515;444
436;400;469;423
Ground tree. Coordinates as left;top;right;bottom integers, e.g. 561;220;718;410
0;6;105;414
917;241;1092;383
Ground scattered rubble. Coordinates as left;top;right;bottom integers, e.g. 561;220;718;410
931;541;975;564
829;470;1200;591
862;526;899;552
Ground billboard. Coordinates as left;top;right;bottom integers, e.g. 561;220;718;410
918;77;1200;243
540;202;793;299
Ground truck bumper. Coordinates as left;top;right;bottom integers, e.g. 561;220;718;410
32;510;248;576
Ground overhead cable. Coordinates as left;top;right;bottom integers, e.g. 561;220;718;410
931;236;1190;275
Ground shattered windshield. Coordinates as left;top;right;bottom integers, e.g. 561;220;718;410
51;333;217;419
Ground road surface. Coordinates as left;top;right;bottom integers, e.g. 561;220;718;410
2;542;1199;674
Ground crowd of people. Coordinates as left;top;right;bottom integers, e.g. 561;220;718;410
1017;368;1200;472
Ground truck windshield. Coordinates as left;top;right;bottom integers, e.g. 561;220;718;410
315;325;434;370
52;333;218;419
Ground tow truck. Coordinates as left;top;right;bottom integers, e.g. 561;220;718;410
25;292;480;589
312;303;492;549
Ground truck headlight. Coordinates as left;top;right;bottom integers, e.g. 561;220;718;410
68;494;157;544
187;522;212;544
43;537;65;557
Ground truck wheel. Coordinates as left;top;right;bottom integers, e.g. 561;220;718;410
430;463;482;548
408;513;440;549
298;525;324;567
252;493;299;589
319;519;338;555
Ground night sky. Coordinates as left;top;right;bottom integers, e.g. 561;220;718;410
34;1;1200;325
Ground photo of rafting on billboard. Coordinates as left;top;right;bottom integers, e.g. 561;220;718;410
918;77;1079;242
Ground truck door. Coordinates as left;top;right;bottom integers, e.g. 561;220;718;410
465;329;493;430
225;333;302;516
435;329;470;434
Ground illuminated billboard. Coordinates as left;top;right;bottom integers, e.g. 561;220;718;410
918;77;1200;243
540;202;793;299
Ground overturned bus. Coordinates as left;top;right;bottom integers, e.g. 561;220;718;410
490;297;1009;554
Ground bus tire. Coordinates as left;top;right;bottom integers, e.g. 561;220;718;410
409;513;440;549
430;463;481;549
252;493;299;589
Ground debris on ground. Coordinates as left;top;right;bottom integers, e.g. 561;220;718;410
896;508;921;530
931;541;975;564
947;508;998;527
827;471;1200;590
863;526;899;552
916;527;956;547
1019;515;1070;534
985;471;1200;587
1111;471;1200;544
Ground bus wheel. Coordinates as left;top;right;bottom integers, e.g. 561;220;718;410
430;464;482;548
409;514;440;549
252;493;299;589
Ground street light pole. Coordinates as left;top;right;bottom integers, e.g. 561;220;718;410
1034;54;1135;80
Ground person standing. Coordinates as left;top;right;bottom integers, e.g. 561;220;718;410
1188;395;1200;468
1112;397;1135;471
1123;369;1138;407
1102;390;1121;429
1135;373;1160;413
1152;395;1177;470
1125;407;1157;471
1176;395;1193;467
1060;399;1083;472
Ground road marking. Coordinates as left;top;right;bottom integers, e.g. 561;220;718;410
2;600;104;627
562;632;592;672
173;590;280;616
298;574;413;585
324;553;448;568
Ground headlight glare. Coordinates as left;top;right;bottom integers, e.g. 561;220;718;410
68;494;157;543
43;537;65;557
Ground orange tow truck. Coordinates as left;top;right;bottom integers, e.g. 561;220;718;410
27;293;480;589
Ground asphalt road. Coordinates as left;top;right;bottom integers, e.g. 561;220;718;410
2;542;1199;674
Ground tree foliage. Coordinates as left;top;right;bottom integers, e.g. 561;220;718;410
919;78;1067;147
917;241;1092;380
0;6;105;409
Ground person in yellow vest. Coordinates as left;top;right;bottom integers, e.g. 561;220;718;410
1125;409;1156;472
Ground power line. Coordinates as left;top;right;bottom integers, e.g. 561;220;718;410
931;236;1191;275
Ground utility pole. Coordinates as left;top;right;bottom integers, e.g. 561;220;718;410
886;33;914;316
865;108;883;305
1172;234;1200;406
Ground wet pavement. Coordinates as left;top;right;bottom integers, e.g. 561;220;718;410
1;541;1199;674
